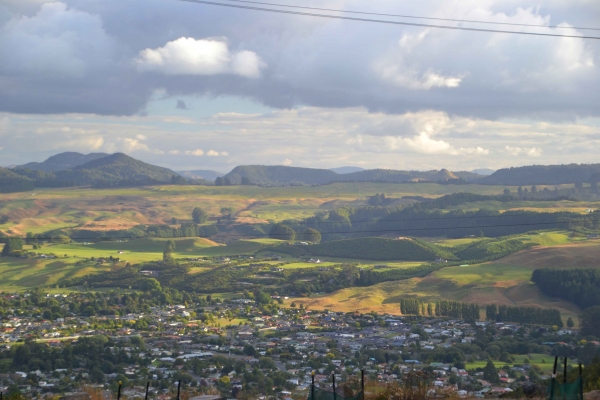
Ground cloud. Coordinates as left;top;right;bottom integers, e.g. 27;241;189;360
206;150;228;156
135;37;266;78
185;149;204;156
505;146;543;157
176;100;188;110
282;158;292;166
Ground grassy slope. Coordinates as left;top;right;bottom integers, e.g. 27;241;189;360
286;234;599;322
0;182;514;236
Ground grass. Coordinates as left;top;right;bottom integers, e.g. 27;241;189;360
465;354;576;374
0;182;516;236
0;257;113;292
278;262;337;269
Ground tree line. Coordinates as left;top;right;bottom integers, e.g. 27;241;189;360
399;299;480;321
485;304;563;327
532;268;600;310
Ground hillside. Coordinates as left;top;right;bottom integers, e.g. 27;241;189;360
274;237;456;261
224;165;339;185
17;152;109;172
225;165;482;186
0;166;34;193
480;163;600;185
177;169;224;181
54;153;178;186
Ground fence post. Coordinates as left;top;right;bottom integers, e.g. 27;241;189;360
117;381;122;400
177;380;181;400
564;357;568;384
361;369;365;400
332;372;336;400
579;364;583;400
550;356;558;400
311;371;315;400
145;381;150;400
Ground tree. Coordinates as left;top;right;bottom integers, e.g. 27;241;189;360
163;240;175;262
215;177;224;186
220;207;234;219
302;228;321;243
531;185;537;194
483;360;500;383
241;176;252;185
503;188;510;195
1;237;23;257
580;306;600;337
192;207;208;224
269;224;295;241
567;317;574;328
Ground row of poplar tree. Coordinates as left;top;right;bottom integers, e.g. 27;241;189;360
485;304;563;327
399;299;480;321
399;299;563;327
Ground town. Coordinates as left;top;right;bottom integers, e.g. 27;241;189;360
0;289;597;400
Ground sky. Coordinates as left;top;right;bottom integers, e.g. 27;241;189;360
0;0;599;172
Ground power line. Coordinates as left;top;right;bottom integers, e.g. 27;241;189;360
178;0;600;40
215;0;600;32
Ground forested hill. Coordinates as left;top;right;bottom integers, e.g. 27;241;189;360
479;163;600;185
52;153;178;186
0;166;34;193
16;151;109;172
224;165;483;186
224;165;339;185
336;168;481;183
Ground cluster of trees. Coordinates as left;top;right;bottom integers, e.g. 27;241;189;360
485;304;563;327
268;224;322;243
532;268;600;310
1;237;24;256
399;299;480;321
368;193;394;206
273;237;454;261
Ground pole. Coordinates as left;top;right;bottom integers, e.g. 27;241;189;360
117;381;122;400
145;381;150;400
564;357;568;384
177;380;181;400
311;372;315;400
550;356;558;400
332;372;336;400
579;364;583;400
361;369;365;400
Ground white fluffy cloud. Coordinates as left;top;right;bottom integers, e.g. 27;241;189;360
505;146;542;157
135;37;266;78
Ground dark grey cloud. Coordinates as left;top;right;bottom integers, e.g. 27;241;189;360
176;99;188;110
0;0;599;119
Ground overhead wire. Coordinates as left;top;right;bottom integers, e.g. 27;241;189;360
209;0;600;32
7;217;596;241
177;0;600;40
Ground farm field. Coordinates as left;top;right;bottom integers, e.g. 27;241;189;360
284;238;598;322
0;182;517;236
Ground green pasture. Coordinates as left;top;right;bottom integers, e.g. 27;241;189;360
278;262;337;269
433;263;532;286
465;354;575;374
0;257;112;291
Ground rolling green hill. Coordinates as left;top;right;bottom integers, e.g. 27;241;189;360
480;163;600;185
16;152;109;172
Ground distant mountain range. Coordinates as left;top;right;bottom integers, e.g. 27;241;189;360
479;164;600;185
330;166;365;174
471;168;495;176
177;169;224;181
222;165;482;186
3;152;600;194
